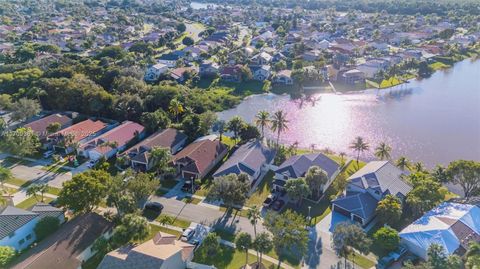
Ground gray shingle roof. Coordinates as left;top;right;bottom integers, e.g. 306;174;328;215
31;203;64;219
332;192;378;220
0;206;38;240
275;153;340;179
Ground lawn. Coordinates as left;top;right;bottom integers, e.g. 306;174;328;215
145;224;182;240
266;249;301;269
41;161;70;174
1;156;32;167
193;244;275;269
161;177;180;189
213;228;236;242
46;186;62;196
347;253;376;269
429;61;451;71
16;197;54;210
182;196;202;205
156;215;192;229
5;178;33;188
219;80;265;97
246;171;274;207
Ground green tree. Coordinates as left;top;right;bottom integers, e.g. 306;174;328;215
34;216;60;241
235;232;252;267
181;114;204;141
374;142;392;160
332;222;372;269
255;110;270;138
168;98;184;123
376;194;402;226
202;232;220;256
396;156;410;171
58;170;112;213
208;174;249;209
46;122;62;134
406;172;444;217
1;127;40;157
0;246;15;267
349;136;369;167
140;109;171;133
446;160;480;198
227;116;246;142
112;214;150;246
0;166;12;188
10;98;41;123
466;241;480;269
253;232;273;265
270;110;289;147
373;227;400;252
0;94;12;110
182;36;194;46
305;166;328;200
285;177;310;206
239;124;260;141
212;120;226;141
26;183;48;202
177;23;187;33
126;172;158;206
149;147;174;176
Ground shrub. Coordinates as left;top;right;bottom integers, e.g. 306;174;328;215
34;216;60;241
373;227;400;252
0;246;16;266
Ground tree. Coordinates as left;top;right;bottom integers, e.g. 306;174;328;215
428;243;449;269
466;241;480;269
376;194;402;226
177;23;187;33
182;36;194;46
253;232;273;265
202;232;220;256
0;94;12;110
264;210;308;266
182;114;204;141
305;166;328;200
11;98;40;123
140;109;171;133
235;232;252;267
168;98;184;123
46;122;62;134
239;124;260;141
285;177;310;206
199;111;218;135
112;214;150;246
375;142;392;160
332;222;372;269
406;172;444;217
373;227;399;252
0;246;15;267
149;147;174;176
58;170;112;213
350;136;369;167
212;120;226;141
270;110;289;147
1;127;40;157
126;172;158;206
227;116;246;142
208;174;249;209
255;110;270;138
26;183;48;202
446;160;480;198
0;166;12;188
432;165;449;183
34;216;60;241
396;156;410;171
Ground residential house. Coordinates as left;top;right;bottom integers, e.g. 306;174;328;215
213;140;276;186
250;52;272;66
400;202;480;260
170;67;197;83
340;69;365;85
273;70;293;85
78;121;145;160
122;128;188;171
11;213;113;269
199;61;220;77
357;58;390;79
0;204;64;251
144;63;169;82
220;65;243;83
23;113;72;141
97;232;195;269
172;136;228;180
157;53;182;68
250;65;271;81
273;153;341;194
303;50;322;62
47;119;109;154
332;161;412;227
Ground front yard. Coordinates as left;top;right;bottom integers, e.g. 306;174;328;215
193;244;275;269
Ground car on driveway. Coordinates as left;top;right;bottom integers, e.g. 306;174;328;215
182;180;199;193
181;225;197;242
87;159;98;168
43;150;54;158
271;199;285;211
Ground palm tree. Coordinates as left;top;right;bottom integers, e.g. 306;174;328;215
349;137;369;167
26;184;48;202
168;98;184;123
374;142;392;160
339;152;347;165
396;156;410;171
254;110;270;138
413;162;425;172
235;233;252;268
247;205;261;262
310;143;316;152
270;110;289;147
0;166;12;188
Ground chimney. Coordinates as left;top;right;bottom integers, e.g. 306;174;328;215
152;232;175;245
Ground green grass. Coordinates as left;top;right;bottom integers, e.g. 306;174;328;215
1;156;32;167
4;178;33;188
347;253;376;269
193;244;275;269
219;80;265;97
146;224;182;240
429;61;451;71
41;161;70;174
266;249;301;268
156;215;192;229
46;186;62;196
16;197;54;210
218;206;249;218
182;196;202;205
155;188;169;196
161;178;179;189
246;171;274;207
214;228;236;242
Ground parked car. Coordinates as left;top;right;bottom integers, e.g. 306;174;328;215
43;150;54;158
271;199;285;211
181;227;196;242
143;201;164;212
87;159;98;168
263;193;278;207
182;181;199;193
376;255;395;269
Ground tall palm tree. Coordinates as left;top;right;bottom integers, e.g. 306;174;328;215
339;152;347;165
0;166;12;188
413;162;425;172
349;136;369;167
374;142;392;160
254;110;270;138
168;98;184;123
270;110;289;147
247;205;261;261
396;156;410;171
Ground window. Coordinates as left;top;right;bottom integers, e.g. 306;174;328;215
18;239;25;245
26;234;32;240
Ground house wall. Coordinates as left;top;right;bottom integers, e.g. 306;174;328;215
401;237;428;260
0;218;39;251
160;251;186;269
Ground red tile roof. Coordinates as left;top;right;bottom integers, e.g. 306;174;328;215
49;119;107;143
24;114;71;139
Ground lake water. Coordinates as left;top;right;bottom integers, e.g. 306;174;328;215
190;1;218;9
218;58;480;167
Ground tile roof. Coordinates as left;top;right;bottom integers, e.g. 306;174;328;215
49;119;108;143
213;140;275;179
0;206;38;240
275;153;340;179
172;139;227;176
24;114;71;139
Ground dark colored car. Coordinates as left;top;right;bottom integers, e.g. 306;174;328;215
271;200;285;211
263;197;274;207
144;201;164;212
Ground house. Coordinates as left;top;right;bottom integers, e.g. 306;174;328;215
220;65;243;83
199;61;220;77
48;119;108;154
250;65;271;81
0;204;64;251
97;232;195;269
400;202;480;260
273;153;341;193
122;128;188;171
273;70;293;85
23;113;72;141
332;161;412;227
172;136;228;180
144;63;169;82
11;213;113;269
170;67;197;83
250;52;272;66
213;140;276;185
340;69;365;85
78;121;145;160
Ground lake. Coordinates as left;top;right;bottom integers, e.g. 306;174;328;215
218;58;480;167
190;1;218;9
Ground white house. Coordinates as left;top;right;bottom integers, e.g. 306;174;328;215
144;63;169;82
273;70;293;85
251;65;272;81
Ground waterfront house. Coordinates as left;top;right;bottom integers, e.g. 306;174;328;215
199;61;220;77
0;204;64;251
273;153;341;194
273;70;293;85
144;63;169;82
332;161;411;227
250;65;272;81
340;69;365;85
78;121;145;161
220;65;243;83
97;232;195;269
213;140;276;186
121;128;188;171
172;136;228;180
